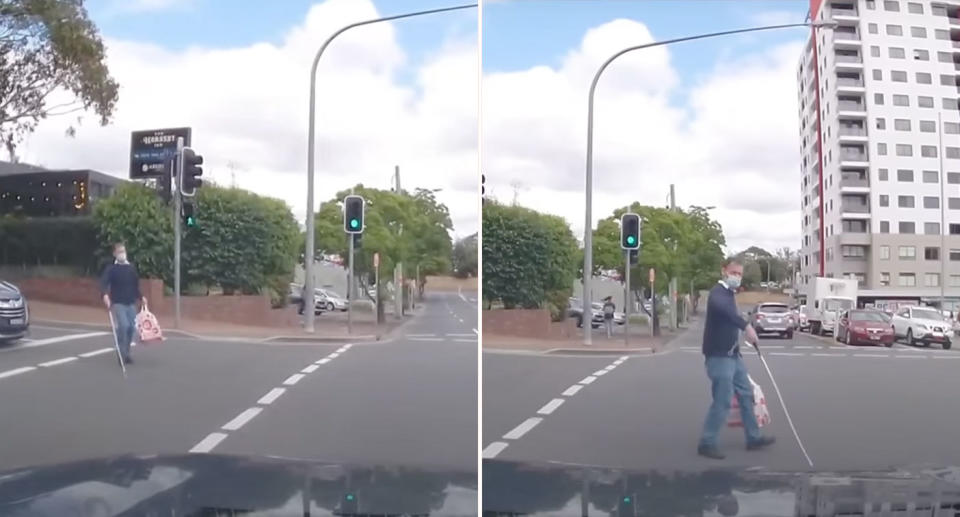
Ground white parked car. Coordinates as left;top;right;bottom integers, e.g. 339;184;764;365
890;306;953;349
317;289;349;311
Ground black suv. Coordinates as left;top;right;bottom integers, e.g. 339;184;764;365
0;280;29;342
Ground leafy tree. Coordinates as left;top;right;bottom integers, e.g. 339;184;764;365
91;182;172;281
482;201;578;318
452;233;477;278
0;0;119;156
311;185;453;299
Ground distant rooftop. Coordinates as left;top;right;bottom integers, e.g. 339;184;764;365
0;160;126;187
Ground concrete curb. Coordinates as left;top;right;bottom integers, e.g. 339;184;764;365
261;335;378;344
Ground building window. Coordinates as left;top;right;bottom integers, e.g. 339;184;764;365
880;245;891;260
936;29;950;40
920;120;936;133
898;195;915;208
907;1;922;13
925;222;941;235
951;275;960;287
896;144;913;157
942;74;957;86
886;24;903;36
916;72;932;83
890;48;906;59
826;247;834;261
911;26;927;38
869;23;879;34
948;148;960;159
918;96;933;108
949;173;960;184
945;98;960;111
926;247;941;260
899;222;916;234
920;145;937;158
952;224;960;235
946;122;960;134
894;119;911;131
879;168;889;181
842;246;866;258
952;249;960;261
876;118;886;129
884;0;901;10
950;198;960;209
874;93;884;105
923;170;939;183
881;272;891;286
897;169;914;182
878;143;888;155
899;273;917;287
871;45;881;57
925;273;940;287
891;70;907;82
880;194;890;207
872;69;882;81
924;196;940;209
893;95;909;106
881;220;890;233
933;5;947;16
939;51;953;63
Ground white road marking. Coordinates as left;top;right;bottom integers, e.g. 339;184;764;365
770;352;804;357
189;432;228;453
604;365;617;371
301;364;319;373
406;334;436;338
562;385;583;396
0;366;35;379
17;332;109;349
336;346;348;353
410;338;444;342
503;417;543;440
458;288;467;302
257;388;286;405
855;354;890;358
593;370;608;376
221;407;263;431
795;346;815;349
896;355;926;359
482;441;509;459
38;356;78;367
933;355;960;359
328;353;340;358
457;318;464;323
448;333;475;337
342;344;353;350
473;328;479;335
580;376;597;385
537;398;565;415
453;339;475;343
812;353;842;357
79;348;114;358
315;358;331;365
283;373;305;385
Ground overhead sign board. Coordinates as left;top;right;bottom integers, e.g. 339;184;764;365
129;127;191;179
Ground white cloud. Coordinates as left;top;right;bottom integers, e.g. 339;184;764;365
19;0;478;238
483;18;804;255
104;0;196;14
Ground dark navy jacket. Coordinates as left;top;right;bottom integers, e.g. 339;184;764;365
99;262;142;306
701;282;748;357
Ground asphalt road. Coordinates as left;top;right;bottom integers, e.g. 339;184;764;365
0;291;477;472
483;322;960;472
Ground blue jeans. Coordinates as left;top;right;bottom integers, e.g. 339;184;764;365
699;355;761;448
111;303;136;360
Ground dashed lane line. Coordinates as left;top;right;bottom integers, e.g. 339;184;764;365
38;356;78;367
189;345;354;454
0;366;35;379
482;441;509;459
503;417;543;440
79;348;114;358
562;385;583;396
1;332;109;352
537;399;565;415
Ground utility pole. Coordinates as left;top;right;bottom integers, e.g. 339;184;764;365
172;146;182;329
668;184;678;331
394;165;403;319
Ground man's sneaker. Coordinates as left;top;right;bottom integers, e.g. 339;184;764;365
746;436;776;450
697;445;726;460
123;357;134;365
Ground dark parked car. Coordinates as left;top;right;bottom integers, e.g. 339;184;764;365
0;280;29;342
567;298;601;328
836;309;894;347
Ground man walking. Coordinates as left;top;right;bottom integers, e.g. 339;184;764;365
698;258;775;459
602;296;616;338
100;243;146;365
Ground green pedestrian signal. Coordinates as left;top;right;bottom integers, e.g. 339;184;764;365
626;235;636;246
620;213;641;250
343;195;365;234
350;218;359;229
346;494;355;501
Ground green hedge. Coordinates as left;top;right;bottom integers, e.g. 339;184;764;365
0;216;100;273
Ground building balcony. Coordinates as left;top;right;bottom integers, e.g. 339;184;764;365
838;232;871;246
831;7;858;18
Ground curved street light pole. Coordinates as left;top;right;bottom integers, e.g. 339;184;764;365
582;21;836;346
303;4;476;333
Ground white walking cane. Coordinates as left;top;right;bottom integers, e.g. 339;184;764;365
746;341;813;468
107;309;127;378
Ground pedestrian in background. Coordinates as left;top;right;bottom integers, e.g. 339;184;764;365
697;258;775;459
100;243;146;365
602;296;616;338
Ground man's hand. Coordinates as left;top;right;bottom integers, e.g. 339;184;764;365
102;294;111;309
744;325;759;346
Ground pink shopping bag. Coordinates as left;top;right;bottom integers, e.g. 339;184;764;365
727;375;771;428
135;303;165;343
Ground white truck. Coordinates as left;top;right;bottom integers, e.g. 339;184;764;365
802;277;858;336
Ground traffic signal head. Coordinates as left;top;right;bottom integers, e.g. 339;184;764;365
481;174;485;204
343;195;364;234
180;147;204;196
620;213;641;250
182;200;196;227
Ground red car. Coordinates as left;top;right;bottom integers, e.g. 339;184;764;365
836;309;895;347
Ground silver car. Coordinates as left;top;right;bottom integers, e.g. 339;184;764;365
749;302;795;339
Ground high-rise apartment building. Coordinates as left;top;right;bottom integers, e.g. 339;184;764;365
798;0;960;309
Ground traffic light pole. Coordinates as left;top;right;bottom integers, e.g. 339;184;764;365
302;3;477;334
174;137;184;328
624;250;630;347
347;232;354;335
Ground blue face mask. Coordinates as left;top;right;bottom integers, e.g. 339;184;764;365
724;275;741;290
